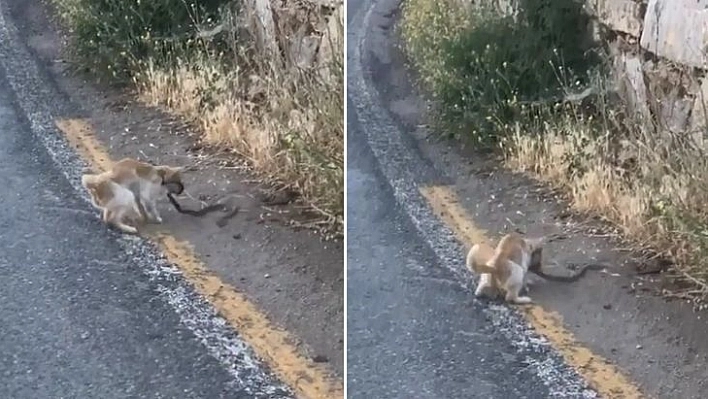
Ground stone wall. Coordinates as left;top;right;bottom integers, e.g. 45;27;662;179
584;0;708;142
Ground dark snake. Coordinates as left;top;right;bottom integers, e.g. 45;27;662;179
164;181;239;226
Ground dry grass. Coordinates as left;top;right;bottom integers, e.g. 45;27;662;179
135;5;344;231
400;0;708;296
503;98;708;296
52;0;344;233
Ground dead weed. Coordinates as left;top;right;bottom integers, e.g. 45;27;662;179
504;105;708;298
136;3;344;233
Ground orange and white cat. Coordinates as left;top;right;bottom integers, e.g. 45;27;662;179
81;158;184;232
81;172;145;234
466;232;544;304
108;158;184;224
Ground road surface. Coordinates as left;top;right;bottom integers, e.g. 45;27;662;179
346;1;597;398
3;0;344;379
0;58;292;398
347;106;593;399
347;0;708;398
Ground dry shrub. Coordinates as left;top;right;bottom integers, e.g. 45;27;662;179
504;96;708;294
51;0;229;81
400;0;593;144
401;0;708;295
54;0;343;231
137;2;343;230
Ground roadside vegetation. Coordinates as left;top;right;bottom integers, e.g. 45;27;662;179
400;0;708;298
51;0;344;234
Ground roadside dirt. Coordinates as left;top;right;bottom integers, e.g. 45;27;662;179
10;0;343;376
358;0;708;397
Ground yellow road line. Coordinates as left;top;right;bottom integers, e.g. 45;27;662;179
420;185;644;399
55;118;343;399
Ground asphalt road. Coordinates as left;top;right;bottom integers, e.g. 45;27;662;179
0;65;292;398
346;0;599;398
347;103;551;399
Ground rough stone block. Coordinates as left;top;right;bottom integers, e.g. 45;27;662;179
658;88;693;134
640;0;708;69
616;53;652;124
585;0;644;37
316;4;343;67
689;77;708;145
291;35;320;69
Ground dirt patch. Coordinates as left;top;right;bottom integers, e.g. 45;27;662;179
9;0;343;376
